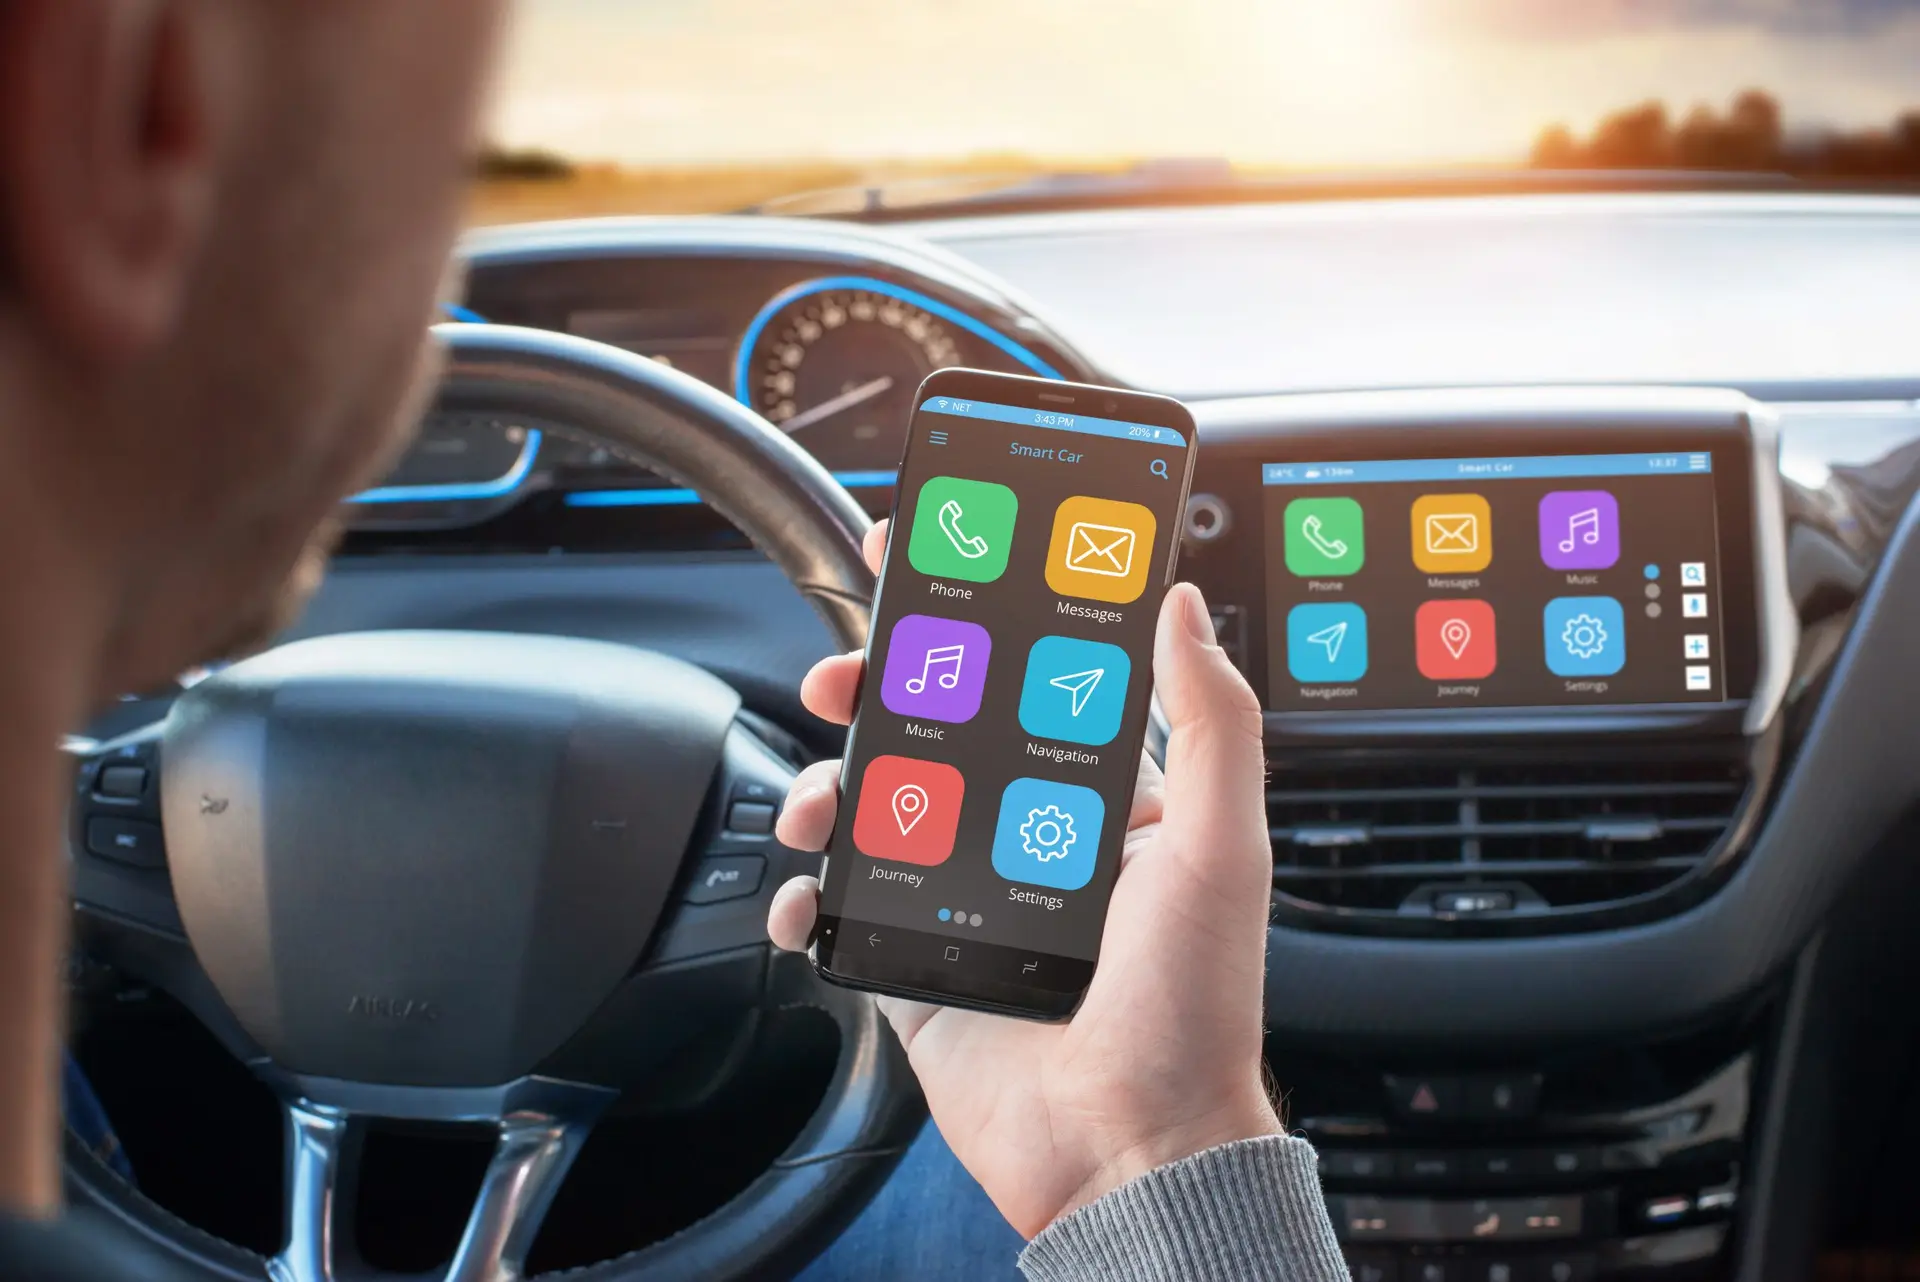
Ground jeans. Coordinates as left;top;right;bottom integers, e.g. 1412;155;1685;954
795;1120;1025;1281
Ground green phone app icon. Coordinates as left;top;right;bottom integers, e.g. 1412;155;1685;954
1284;497;1365;577
908;476;1019;582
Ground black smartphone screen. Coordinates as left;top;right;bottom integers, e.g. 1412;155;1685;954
811;370;1196;1019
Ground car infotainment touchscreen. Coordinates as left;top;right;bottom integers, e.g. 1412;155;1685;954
1263;450;1731;712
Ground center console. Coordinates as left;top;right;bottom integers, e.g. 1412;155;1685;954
1285;1039;1751;1281
1179;389;1791;934
1173;388;1797;1278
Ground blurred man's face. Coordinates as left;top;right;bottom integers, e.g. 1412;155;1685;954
108;0;509;690
0;0;507;697
0;0;510;1213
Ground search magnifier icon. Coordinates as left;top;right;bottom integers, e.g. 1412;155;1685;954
1149;459;1169;479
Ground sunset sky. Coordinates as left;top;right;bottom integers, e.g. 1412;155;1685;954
489;0;1920;167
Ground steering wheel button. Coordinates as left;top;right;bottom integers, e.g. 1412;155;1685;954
95;764;148;798
85;817;165;869
725;800;777;835
685;855;766;904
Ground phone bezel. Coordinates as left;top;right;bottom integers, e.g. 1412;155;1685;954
808;368;1197;1021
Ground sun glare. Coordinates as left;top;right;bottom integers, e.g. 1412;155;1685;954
489;0;1920;173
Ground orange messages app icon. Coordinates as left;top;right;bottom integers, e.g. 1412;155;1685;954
1046;496;1158;604
1411;493;1492;574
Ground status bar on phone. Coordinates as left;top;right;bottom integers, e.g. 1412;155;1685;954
920;397;1188;448
1263;451;1713;486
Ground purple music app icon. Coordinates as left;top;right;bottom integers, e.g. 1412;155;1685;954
1539;490;1621;571
880;614;992;723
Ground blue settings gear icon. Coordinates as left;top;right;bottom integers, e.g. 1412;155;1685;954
994;779;1105;890
1020;804;1077;864
1560;612;1609;660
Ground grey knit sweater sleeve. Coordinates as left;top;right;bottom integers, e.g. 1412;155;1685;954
1017;1136;1349;1282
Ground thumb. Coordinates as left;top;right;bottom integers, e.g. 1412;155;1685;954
1151;584;1272;906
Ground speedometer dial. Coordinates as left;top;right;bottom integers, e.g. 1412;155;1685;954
744;287;961;471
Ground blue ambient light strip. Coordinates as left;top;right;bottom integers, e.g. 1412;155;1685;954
565;469;899;508
349;430;544;504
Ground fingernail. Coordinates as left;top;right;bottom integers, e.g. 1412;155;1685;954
1180;584;1216;645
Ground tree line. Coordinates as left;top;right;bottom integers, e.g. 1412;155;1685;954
1534;91;1920;179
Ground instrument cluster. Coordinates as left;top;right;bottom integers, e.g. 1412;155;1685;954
348;240;1089;545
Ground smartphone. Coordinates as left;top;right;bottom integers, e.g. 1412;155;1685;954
809;369;1197;1020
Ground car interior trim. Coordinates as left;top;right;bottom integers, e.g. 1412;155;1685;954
1741;405;1796;736
347;426;543;506
563;467;900;509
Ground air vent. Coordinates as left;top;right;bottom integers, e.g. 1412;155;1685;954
1271;757;1748;917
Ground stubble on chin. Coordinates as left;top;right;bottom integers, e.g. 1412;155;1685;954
204;332;443;668
198;515;347;667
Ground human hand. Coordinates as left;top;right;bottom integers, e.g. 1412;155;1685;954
768;520;1281;1239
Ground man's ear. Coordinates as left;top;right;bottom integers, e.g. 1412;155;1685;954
0;0;232;361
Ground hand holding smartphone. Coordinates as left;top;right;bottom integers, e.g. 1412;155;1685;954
767;474;1283;1238
808;369;1197;1019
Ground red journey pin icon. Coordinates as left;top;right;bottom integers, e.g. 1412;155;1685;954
891;783;929;835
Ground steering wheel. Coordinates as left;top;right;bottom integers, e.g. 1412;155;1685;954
62;325;924;1282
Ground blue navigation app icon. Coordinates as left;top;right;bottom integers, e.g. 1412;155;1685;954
991;777;1106;891
1286;602;1369;684
1543;596;1626;677
1018;636;1131;746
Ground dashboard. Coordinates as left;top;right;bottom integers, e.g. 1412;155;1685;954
343;221;1099;554
348;195;1920;559
288;188;1920;953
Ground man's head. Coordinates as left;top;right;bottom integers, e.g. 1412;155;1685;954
0;0;506;699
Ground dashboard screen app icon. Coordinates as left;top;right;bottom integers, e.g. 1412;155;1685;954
1283;497;1365;577
1543;596;1626;676
1539;491;1621;571
908;476;1018;582
1411;494;1492;573
852;755;965;866
1286;602;1369;683
1415;599;1498;679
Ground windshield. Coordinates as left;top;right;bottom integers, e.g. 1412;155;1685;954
479;0;1920;223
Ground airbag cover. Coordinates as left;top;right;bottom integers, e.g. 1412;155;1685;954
163;631;740;1087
